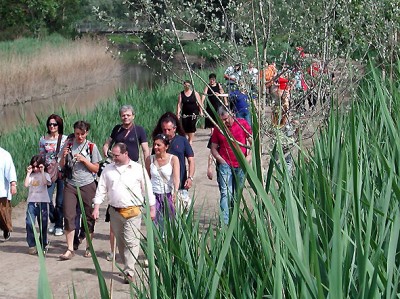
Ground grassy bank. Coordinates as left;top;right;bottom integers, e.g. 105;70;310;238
0;34;121;107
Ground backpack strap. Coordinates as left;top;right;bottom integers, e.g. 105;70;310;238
88;142;94;159
109;125;123;149
55;134;62;155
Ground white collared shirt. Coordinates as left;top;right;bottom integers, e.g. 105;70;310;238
93;160;155;208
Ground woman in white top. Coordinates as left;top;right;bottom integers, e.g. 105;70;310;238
145;134;180;226
39;114;67;236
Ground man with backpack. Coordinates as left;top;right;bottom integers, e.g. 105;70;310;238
103;105;150;163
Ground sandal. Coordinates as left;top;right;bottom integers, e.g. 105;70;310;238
59;249;75;260
84;247;92;258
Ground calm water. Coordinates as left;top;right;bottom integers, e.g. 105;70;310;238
0;64;161;133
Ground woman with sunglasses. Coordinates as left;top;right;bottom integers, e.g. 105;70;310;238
145;134;180;231
39;114;68;237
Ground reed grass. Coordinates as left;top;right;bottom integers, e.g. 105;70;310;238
4;56;399;297
0;36;121;106
133;62;400;298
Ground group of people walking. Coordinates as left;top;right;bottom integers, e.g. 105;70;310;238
0;69;256;283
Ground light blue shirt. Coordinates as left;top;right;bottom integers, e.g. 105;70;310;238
0;147;17;200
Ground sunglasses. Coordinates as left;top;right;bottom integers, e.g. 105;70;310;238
48;123;58;127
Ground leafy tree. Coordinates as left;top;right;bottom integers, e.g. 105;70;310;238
0;0;58;39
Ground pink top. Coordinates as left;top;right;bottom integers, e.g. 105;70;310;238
211;118;252;168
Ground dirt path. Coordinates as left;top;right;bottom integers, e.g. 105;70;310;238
0;128;220;299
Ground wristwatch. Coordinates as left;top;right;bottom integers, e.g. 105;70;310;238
188;176;194;181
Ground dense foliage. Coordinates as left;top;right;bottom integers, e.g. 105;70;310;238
131;61;400;298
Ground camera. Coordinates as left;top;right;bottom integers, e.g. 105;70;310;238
63;165;73;180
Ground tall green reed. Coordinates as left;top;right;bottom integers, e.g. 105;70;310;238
135;62;400;298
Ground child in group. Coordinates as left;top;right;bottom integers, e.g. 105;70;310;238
24;155;52;255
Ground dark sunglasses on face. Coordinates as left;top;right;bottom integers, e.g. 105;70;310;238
48;123;58;127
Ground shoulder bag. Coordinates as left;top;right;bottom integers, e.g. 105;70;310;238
46;135;62;183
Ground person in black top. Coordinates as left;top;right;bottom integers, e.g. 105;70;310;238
176;80;202;145
103;105;150;163
201;73;227;135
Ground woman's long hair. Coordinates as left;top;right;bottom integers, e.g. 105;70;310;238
152;112;186;139
46;114;64;135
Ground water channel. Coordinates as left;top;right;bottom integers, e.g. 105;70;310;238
0;64;161;133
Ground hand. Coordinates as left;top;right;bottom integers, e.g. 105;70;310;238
92;207;99;220
150;205;156;221
184;178;193;189
10;185;17;195
245;155;252;163
172;192;177;204
26;165;33;174
63;147;70;158
74;153;87;163
39;164;45;173
207;166;213;180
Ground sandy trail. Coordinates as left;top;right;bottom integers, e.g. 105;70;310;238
0;128;220;299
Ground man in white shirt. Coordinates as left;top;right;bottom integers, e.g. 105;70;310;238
245;61;259;93
92;142;155;283
0;147;17;241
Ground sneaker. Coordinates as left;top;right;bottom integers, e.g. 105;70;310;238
48;223;55;234
43;241;50;256
106;252;114;262
124;273;134;284
54;228;64;236
3;231;10;241
28;247;38;255
142;259;149;268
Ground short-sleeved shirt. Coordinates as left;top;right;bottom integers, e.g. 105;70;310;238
27;172;51;203
0;147;17;200
229;90;250;112
39;135;68;164
63;139;102;187
245;67;259;84
211;118;252;168
167;135;194;190
224;66;242;85
110;125;147;162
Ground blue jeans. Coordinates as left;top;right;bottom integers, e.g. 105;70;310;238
48;178;64;229
236;109;251;126
217;163;245;224
26;202;48;248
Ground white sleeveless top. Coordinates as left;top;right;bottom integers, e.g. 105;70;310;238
150;154;174;194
